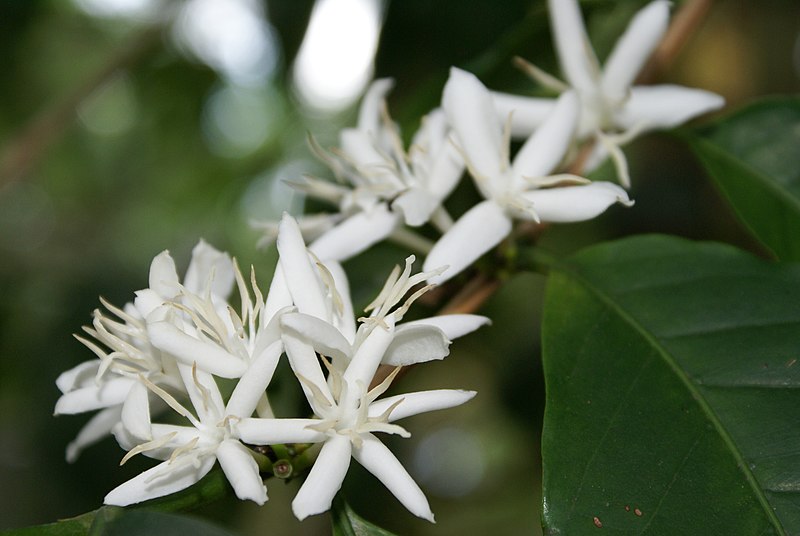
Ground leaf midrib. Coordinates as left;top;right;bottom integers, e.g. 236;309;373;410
555;260;786;535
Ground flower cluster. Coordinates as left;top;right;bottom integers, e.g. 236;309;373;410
56;0;724;525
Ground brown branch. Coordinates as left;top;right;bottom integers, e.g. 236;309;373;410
0;25;163;190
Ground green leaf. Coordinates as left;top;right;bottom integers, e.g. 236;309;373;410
331;495;398;536
687;97;800;261
90;510;236;536
540;235;800;534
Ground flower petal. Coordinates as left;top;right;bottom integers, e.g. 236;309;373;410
324;260;356;344
383;324;450;367
512;91;579;180
342;316;395;395
277;213;328;319
263;263;293;322
491;92;555;138
236;417;326;445
392;188;440;227
148;320;246;378
617;84;725;131
521;181;631;223
56;360;99;393
66;406;122;463
402;314;490;340
357;78;394;135
309;204;400;262
423;200;512;284
104;455;215;506
217;439;267;505
120;380;152;442
353;434;434;522
442;68;504;184
54;377;135;415
226;340;283;419
281;313;351;363
177;362;225;423
282;332;333;410
548;0;600;93
292;435;352;520
369;389;477;423
601;0;670;101
148;250;179;299
183;240;235;299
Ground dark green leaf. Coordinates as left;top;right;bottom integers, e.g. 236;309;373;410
331;495;398;536
91;511;236;536
540;235;800;534
687;97;800;261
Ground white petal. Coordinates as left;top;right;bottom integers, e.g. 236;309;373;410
342;316;395;395
369;389;476;423
353;434;434;522
424;135;465;201
282;332;333;410
183;240;235;299
226;341;283;419
133;288;165;319
357;78;394;135
392;188;440;227
340;128;391;172
54;377;135;415
601;0;670;100
442;68;504;183
521;182;631;223
217;439;267;505
120;380;152;442
56;360;99;393
263;263;293;323
383;324;450;367
617;84;725;131
66;406;122;463
281;313;351;362
148;250;179;299
177;362;225;424
324;261;356;344
236;418;326;445
148;321;246;379
309;204;400;262
548;0;600;93
512;91;578;180
278;213;328;320
104;455;215;506
292;435;352;520
423;200;512;285
403;314;490;340
491;92;555;138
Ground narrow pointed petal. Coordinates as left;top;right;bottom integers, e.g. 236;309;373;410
309;204;400;262
217;439;267;505
324;260;356;343
512;91;579;179
617;84;725;131
281;313;351;362
66;406;122;462
277;213;328;319
148;321;246;378
369;389;477;423
121;380;152;442
340;129;391;173
104;455;215;506
54;377;135;415
392;188;440;227
134;288;165;319
292;435;352;520
148;250;179;299
383;324;450;367
357;78;394;135
226;341;283;419
176;362;225;423
353;434;434;522
423;200;512;285
521;182;631;223
403;314;490;340
263;263;293;323
282;332;334;409
548;0;600;93
236;418;327;445
56;360;99;393
491;92;555;138
442;68;504;183
343;316;395;391
601;0;670;100
183;240;235;298
424;136;465;201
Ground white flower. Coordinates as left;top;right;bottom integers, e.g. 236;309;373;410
492;0;725;186
234;259;479;521
257;79;465;262
54;241;233;462
423;68;631;284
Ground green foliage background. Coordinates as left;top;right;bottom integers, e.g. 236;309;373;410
0;1;798;534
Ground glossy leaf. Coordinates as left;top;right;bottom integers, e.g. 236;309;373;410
688;97;800;261
540;235;800;534
331;495;398;536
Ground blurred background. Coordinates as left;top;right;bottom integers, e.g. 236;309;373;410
0;0;799;534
